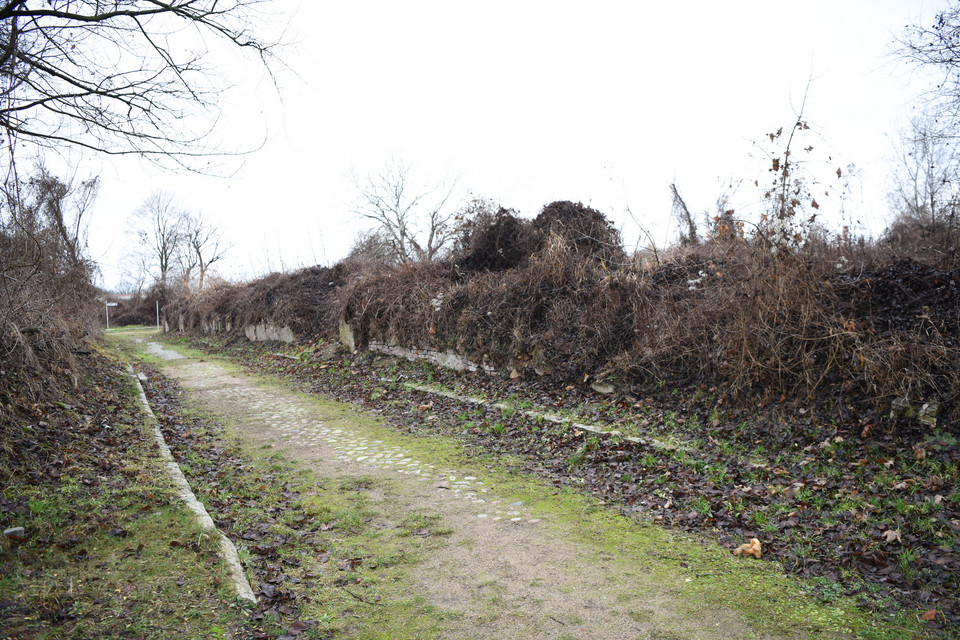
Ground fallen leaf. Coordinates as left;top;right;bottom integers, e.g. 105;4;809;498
882;529;902;544
288;620;309;635
733;538;761;559
920;609;937;622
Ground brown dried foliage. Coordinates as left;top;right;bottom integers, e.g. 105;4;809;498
343;203;959;429
166;265;346;340
169;200;960;431
0;171;99;424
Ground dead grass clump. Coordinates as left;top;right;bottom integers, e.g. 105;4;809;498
532;200;625;266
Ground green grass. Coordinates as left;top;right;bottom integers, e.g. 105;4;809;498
0;380;240;638
117;331;932;640
162;395;466;640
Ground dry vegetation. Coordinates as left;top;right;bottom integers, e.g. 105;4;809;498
0;170;100;425
163;199;960;436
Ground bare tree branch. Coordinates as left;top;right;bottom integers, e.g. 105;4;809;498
0;0;279;168
182;211;229;289
352;160;461;263
130;189;188;291
670;182;699;246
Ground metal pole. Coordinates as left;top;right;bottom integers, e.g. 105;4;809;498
105;301;110;329
156;300;160;331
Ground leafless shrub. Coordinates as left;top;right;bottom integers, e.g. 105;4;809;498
0;167;99;417
344;229;397;267
532;201;625;267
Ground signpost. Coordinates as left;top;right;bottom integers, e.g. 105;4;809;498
105;301;118;329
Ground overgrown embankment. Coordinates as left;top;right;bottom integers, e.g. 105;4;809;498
154;199;960;635
168;201;959;434
0;345;246;638
1;172;101;430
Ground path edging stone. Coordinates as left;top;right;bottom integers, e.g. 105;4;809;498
127;365;257;605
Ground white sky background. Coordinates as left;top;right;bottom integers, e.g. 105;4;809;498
76;0;950;290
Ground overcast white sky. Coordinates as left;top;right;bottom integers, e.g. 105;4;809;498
72;0;950;290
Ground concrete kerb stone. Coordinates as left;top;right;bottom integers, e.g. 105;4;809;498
127;365;257;605
399;381;680;453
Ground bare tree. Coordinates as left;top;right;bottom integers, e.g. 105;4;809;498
182;212;228;289
353;160;461;263
0;1;277;167
130;190;188;291
889;116;960;226
885;115;960;263
127;194;229;292
174;232;199;287
117;251;150;296
18;164;98;267
898;4;960;120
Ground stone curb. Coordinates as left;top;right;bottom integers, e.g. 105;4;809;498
127;365;257;605
399;382;778;471
400;381;677;451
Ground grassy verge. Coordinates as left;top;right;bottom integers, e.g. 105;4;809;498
0;345;243;639
243;337;956;637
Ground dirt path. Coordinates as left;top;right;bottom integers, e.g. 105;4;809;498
145;341;800;640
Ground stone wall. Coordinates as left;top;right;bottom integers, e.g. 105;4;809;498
367;340;495;373
166;313;296;344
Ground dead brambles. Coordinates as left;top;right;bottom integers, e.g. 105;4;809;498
163;198;960;433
